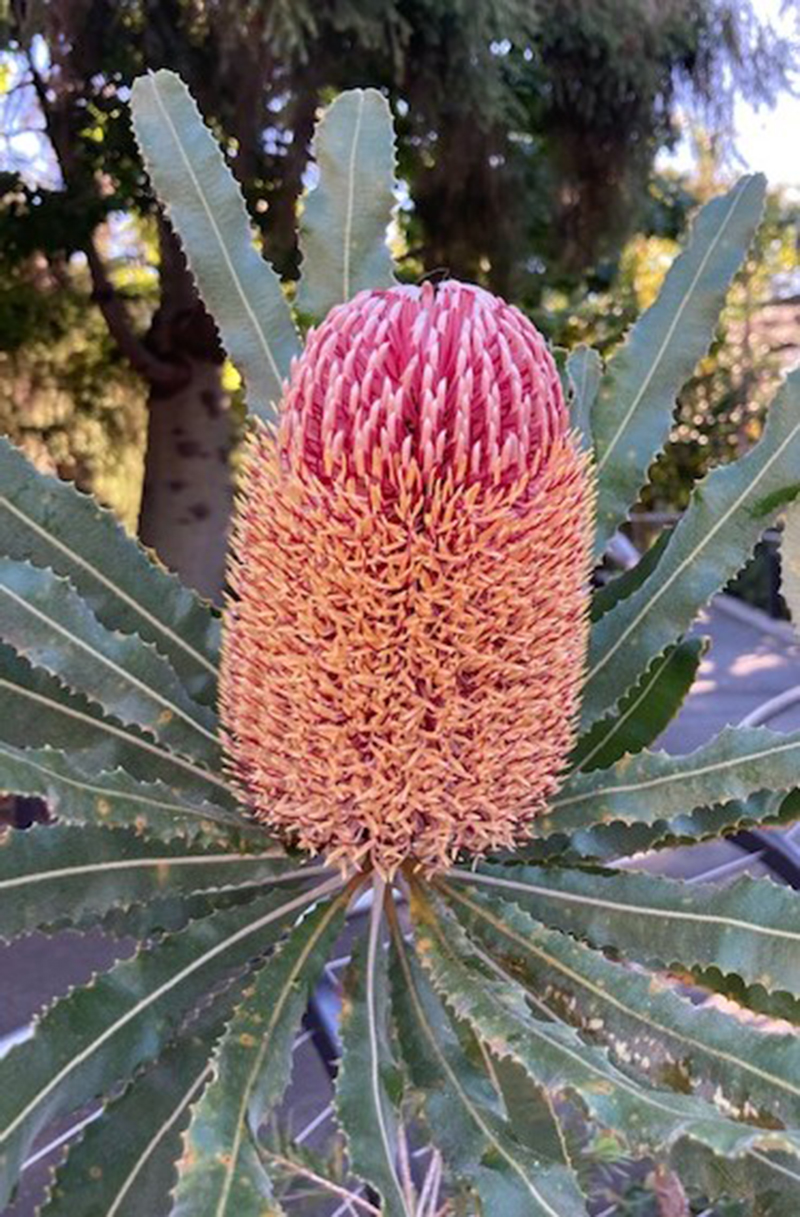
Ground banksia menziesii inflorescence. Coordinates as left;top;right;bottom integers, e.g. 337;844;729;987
221;281;594;875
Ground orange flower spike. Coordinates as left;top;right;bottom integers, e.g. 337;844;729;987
220;281;595;876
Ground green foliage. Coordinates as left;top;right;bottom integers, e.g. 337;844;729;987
583;367;800;726
172;893;348;1216
297;88;396;323
130;70;301;425
570;637;707;771
2;75;800;1217
592;173;766;554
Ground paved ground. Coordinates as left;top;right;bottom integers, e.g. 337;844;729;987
4;593;800;1213
662;596;800;749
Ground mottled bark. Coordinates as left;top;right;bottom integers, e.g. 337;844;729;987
138;362;232;602
137;219;233;603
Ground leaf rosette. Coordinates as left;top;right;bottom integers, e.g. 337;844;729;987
0;67;797;1217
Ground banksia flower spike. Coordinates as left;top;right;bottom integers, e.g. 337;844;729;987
220;281;594;875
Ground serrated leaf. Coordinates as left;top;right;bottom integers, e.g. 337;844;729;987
0;436;218;703
0;558;220;767
0;644;234;808
94;887;260;942
570;637;705;772
0;739;245;842
336;877;412;1217
0;823;314;943
509;789;793;866
130;70;301;423
0;744;246;849
441;883;800;1131
39;1019;225;1217
593;174;766;554
390;918;588;1216
547;724;800;836
412;885;797;1171
566;345;602;455
671;1137;800;1215
171;893;348;1217
780;497;800;635
0;876;341;1209
449;862;800;996
492;1056;570;1165
591;530;671;622
297;88;396;322
583;367;800;726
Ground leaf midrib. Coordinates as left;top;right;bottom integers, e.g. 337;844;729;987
449;867;800;947
365;876;413;1217
342;90;366;301
0;858;320;894
0;495;217;678
145;73;285;393
587;414;800;692
444;885;800;1105
0;579;218;747
595;176;751;475
0;876;342;1150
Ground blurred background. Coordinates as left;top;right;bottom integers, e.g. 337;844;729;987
0;0;797;606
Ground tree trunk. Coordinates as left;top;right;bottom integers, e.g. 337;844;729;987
138;360;232;601
137;219;233;603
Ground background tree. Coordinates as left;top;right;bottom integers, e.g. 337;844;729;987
0;0;794;596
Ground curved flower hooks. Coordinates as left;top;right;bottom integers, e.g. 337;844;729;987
221;281;594;875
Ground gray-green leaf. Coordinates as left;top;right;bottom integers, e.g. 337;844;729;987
549;723;800;835
413;887;799;1172
39;1020;224;1217
0;738;245;840
391;922;588;1216
0;823;311;943
781;497;800;636
592;173;766;554
130;70;301;423
0;558;219;767
0;437;218;702
583;366;800;725
443;884;800;1134
451;862;800;996
171;893;348;1217
297;88;396;322
0;643;234;808
566;344;602;455
570;637;706;772
0;877;340;1209
336;878;412;1217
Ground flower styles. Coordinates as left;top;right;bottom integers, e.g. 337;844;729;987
220;281;594;875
